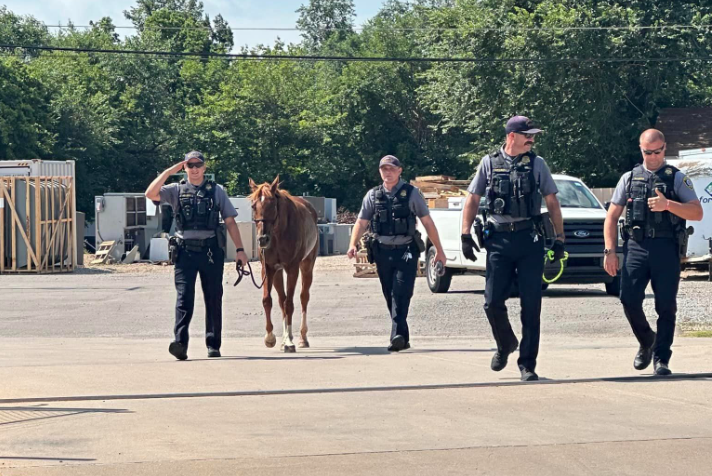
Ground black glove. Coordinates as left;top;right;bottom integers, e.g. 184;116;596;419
461;234;480;262
551;239;565;261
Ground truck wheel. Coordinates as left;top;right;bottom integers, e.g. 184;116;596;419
426;247;452;293
605;275;621;296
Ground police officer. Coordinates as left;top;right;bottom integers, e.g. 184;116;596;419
604;129;703;376
461;116;565;381
347;155;447;351
145;151;250;360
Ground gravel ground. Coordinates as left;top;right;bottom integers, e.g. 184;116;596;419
2;255;711;341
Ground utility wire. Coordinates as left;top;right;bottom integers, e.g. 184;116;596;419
2;44;712;63
43;23;712;33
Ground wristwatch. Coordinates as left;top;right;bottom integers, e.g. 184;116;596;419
603;248;613;255
236;247;244;253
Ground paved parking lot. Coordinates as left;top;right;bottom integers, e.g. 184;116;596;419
1;257;711;475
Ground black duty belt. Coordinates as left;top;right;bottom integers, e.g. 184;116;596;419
643;228;675;239
377;241;412;250
180;236;219;251
490;219;534;233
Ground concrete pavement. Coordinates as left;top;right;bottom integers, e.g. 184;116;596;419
1;336;711;475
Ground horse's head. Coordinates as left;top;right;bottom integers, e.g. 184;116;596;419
249;176;282;250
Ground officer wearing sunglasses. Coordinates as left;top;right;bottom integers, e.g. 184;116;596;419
461;116;565;381
146;151;250;360
603;129;703;376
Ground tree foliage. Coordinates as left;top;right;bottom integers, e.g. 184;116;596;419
1;0;711;218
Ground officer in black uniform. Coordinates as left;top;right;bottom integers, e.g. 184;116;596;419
347;155;447;351
604;129;703;376
145;151;250;360
461;116;565;381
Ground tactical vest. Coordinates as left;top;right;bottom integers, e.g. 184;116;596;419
175;180;220;232
624;164;684;241
370;183;417;237
485;151;542;219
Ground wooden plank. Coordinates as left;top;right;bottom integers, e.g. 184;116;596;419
59;182;64;272
414;175;454;183
25;177;30;270
410;181;462;192
66;178;73;270
0;179;40;269
0;178;5;273
44;178;49;272
11;177;16;271
50;177;55;271
69;177;76;270
35;177;41;272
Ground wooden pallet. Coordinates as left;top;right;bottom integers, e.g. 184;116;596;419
353;250;378;278
91;240;117;264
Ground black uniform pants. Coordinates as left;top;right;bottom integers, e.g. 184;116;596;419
483;228;545;371
620;238;680;364
174;245;225;350
374;244;418;343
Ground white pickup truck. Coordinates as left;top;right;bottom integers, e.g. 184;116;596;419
418;174;623;295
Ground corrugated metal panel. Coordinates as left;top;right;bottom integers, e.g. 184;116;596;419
0;160;75;178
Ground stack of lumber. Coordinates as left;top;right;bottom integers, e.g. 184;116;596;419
411;175;470;209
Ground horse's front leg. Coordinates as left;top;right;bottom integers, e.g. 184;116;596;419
262;265;276;348
273;270;289;351
281;268;300;353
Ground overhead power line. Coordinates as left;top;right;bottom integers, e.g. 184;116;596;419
42;23;712;33
2;44;712;63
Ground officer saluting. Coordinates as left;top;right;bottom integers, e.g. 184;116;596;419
145;151;250;360
604;129;703;376
461;116;565;381
348;155;447;352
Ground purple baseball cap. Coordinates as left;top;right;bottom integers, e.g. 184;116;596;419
379;155;402;168
505;116;542;135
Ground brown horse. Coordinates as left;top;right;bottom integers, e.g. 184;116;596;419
249;176;319;352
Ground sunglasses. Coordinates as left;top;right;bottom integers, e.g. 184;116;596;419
641;147;664;155
186;162;204;169
515;132;536;139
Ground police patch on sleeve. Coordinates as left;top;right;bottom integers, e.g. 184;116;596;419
400;189;408;197
683;176;694;190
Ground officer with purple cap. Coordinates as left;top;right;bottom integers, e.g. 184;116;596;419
348;155;447;352
461;116;565;381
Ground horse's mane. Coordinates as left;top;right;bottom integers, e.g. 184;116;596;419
249;182;294;202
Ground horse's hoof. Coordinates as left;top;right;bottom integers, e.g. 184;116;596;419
284;345;296;353
265;334;276;348
298;340;310;348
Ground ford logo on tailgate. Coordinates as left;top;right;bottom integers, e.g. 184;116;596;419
573;230;590;238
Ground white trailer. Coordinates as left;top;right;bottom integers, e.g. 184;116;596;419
668;148;712;280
